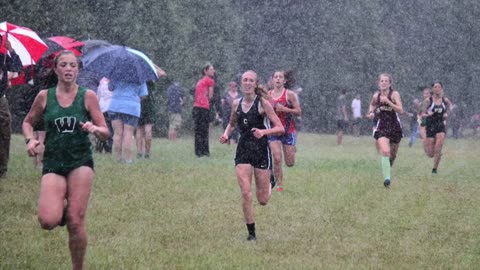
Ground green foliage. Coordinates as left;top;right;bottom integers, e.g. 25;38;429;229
2;1;479;134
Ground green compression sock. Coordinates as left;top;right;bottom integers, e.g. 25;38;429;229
381;156;391;180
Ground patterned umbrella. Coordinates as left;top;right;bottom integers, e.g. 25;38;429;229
0;21;47;65
42;36;84;58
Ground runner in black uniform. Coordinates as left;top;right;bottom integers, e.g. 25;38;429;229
367;73;404;188
235;96;272;168
418;87;432;155
423;81;452;174
220;70;284;241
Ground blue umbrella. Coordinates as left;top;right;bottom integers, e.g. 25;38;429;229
81;45;158;83
81;39;111;55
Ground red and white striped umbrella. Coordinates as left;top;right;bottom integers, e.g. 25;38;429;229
0;21;48;65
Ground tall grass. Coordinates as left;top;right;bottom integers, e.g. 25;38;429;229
1;130;479;269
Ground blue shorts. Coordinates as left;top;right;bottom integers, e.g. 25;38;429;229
268;132;297;146
108;112;139;127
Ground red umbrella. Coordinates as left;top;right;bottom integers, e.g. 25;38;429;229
43;36;84;58
0;21;47;65
9;65;35;86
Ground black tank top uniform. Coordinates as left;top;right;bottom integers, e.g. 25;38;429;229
234;95;272;170
373;89;403;143
426;97;447;137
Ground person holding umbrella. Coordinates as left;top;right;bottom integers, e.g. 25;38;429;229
22;50;109;270
0;22;48;66
108;80;149;163
0;35;23;178
81;45;159;163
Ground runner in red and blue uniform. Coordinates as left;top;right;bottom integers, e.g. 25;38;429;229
268;70;302;192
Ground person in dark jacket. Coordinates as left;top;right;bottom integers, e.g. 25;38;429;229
0;36;23;178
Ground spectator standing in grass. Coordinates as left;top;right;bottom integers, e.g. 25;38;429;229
167;81;185;140
95;77;113;153
336;88;349;145
193;63;215;157
108;80;148;163
136;66;166;158
351;94;362;137
0;36;22;179
136;81;156;159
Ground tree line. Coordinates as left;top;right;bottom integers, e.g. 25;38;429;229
2;0;479;135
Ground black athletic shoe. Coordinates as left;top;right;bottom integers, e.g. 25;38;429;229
247;234;256;241
384;179;391;188
270;174;276;189
59;206;67;227
432;168;437;174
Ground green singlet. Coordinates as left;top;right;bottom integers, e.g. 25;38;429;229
42;87;92;173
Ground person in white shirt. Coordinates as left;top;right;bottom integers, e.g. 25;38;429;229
95;77;113;153
351;94;362;137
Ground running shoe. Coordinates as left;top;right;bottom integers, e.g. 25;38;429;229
432;168;437;174
247;234;256;241
384;179;391;188
270;174;276;189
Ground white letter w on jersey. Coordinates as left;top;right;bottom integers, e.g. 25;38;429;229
55;117;77;133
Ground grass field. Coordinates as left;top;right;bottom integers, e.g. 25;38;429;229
1;129;480;269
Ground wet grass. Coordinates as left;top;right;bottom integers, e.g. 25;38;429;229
1;129;480;269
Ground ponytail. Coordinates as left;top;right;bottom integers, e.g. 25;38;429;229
255;84;270;100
